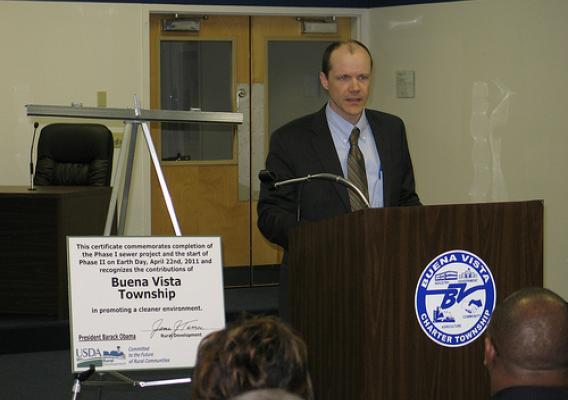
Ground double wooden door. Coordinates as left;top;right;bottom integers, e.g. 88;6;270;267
149;15;351;278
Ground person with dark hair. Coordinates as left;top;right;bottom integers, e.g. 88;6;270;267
257;39;420;318
191;316;313;400
484;287;568;399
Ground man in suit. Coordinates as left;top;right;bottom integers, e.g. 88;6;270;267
484;287;568;399
257;40;421;317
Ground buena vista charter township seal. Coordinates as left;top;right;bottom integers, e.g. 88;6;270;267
415;250;496;347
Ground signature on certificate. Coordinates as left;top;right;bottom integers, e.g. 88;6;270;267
145;318;207;339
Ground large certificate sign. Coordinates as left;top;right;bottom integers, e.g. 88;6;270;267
67;236;225;373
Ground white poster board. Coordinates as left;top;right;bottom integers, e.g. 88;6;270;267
67;236;225;372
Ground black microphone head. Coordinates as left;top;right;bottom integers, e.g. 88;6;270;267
33;122;39;129
258;169;277;184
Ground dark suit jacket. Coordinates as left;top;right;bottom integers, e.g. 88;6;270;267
491;386;568;400
257;106;421;249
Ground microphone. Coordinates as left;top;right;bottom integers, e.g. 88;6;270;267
258;169;277;185
258;169;370;221
29;122;39;191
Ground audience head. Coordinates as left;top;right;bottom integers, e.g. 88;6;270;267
191;315;313;400
231;389;304;400
484;287;568;393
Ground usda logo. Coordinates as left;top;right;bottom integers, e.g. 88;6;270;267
415;250;496;347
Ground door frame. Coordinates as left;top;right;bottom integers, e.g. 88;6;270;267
133;6;368;236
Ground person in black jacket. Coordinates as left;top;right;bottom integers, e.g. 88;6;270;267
484;287;568;399
257;40;420;318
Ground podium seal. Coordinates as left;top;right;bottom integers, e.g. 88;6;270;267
415;250;496;347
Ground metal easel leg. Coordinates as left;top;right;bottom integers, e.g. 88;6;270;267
139;120;182;236
105;95;182;237
70;365;96;400
104;123;131;236
116;123;139;235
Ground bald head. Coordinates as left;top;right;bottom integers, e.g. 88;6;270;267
485;287;568;393
321;40;373;78
488;287;568;370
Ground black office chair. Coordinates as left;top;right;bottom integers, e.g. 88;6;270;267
34;123;114;186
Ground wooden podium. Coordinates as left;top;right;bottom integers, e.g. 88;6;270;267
288;201;543;400
0;186;111;318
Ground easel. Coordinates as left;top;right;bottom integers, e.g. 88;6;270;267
26;97;243;236
71;365;192;400
26;99;242;399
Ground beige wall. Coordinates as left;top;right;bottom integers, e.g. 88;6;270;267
368;0;568;298
0;1;150;234
0;1;363;236
1;0;565;297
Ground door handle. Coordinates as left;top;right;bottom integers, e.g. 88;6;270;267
236;88;247;112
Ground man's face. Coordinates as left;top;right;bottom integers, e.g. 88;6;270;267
319;45;372;125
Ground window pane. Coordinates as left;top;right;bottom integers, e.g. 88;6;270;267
160;40;233;161
268;41;331;135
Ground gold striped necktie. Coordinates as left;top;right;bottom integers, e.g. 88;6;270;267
347;127;369;211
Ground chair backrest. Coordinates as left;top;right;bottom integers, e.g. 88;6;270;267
33;123;114;186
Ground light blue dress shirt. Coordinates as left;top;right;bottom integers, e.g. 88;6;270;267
326;103;384;208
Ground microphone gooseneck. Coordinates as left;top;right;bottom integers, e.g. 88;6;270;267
258;169;370;222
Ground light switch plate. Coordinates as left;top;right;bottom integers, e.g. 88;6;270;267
97;91;107;107
396;70;415;98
